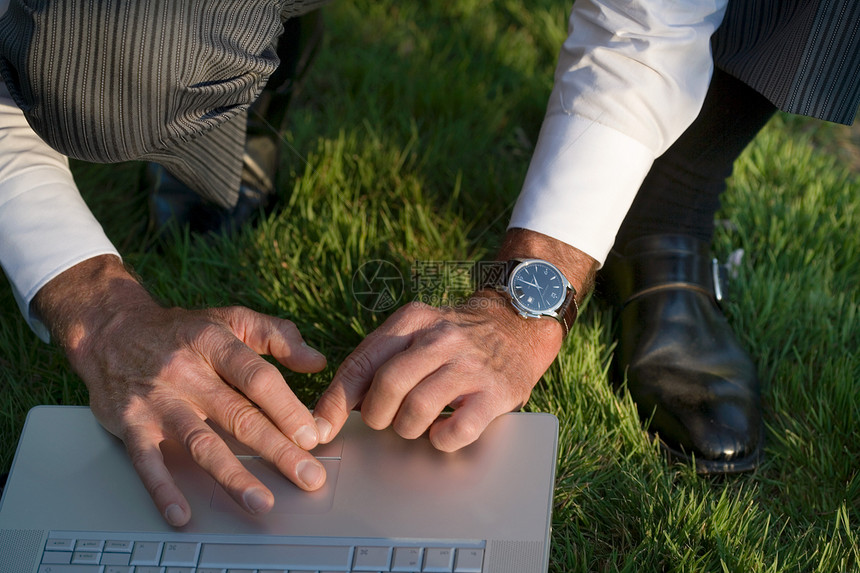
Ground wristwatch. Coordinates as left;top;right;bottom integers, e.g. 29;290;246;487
488;258;579;336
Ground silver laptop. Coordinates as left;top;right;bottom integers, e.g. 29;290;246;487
0;406;558;573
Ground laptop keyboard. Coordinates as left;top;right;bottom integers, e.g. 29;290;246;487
37;532;486;572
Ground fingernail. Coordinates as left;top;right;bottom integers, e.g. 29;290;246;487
297;459;325;489
244;487;271;514
164;504;187;526
315;417;332;443
302;342;326;360
294;424;319;450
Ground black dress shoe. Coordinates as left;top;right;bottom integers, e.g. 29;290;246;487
146;10;325;237
146;162;275;236
599;234;763;473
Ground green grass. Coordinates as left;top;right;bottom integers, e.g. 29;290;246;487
1;1;858;570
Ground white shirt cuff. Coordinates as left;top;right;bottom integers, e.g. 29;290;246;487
509;114;654;266
0;168;119;341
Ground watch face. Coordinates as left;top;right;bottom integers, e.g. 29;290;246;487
509;260;567;314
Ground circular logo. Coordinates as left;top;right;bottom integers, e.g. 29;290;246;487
352;260;404;312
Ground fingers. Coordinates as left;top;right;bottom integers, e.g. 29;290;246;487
111;306;329;525
374;356;518;450
205;307;326;450
359;340;452;432
124;378;326;526
208;335;320;449
316;301;547;452
124;411;278;521
224;307;327;373
196;311;328;492
202;385;326;491
427;395;502;452
124;425;192;527
165;412;276;515
352;309;517;446
313;311;421;442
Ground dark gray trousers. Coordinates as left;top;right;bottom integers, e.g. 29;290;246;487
0;0;329;208
714;0;860;126
615;0;860;248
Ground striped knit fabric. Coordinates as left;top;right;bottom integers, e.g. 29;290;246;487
713;0;860;125
0;0;329;208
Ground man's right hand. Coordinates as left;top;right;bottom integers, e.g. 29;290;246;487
33;255;329;527
314;228;599;454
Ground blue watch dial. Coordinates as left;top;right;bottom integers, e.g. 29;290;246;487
509;260;566;313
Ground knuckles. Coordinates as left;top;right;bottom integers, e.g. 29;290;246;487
183;425;224;463
336;348;377;387
223;402;265;442
361;410;390;431
268;441;303;473
396;390;441;428
238;360;280;397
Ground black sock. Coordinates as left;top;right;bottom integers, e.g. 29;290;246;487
613;68;777;252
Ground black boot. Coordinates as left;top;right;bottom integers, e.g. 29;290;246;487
600;234;762;473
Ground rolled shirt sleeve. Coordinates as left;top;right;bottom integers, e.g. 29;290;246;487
510;0;729;264
0;77;119;342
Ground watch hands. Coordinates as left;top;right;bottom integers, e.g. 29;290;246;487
518;272;544;291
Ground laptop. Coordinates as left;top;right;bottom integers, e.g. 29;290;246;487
0;406;558;573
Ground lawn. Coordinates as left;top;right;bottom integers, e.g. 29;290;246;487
1;1;858;571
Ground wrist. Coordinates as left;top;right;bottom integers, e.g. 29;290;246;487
474;228;598;344
32;255;155;359
467;287;565;359
497;228;598;307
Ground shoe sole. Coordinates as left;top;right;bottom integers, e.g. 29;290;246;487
656;427;764;474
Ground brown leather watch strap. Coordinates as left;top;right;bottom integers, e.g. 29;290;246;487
554;288;579;336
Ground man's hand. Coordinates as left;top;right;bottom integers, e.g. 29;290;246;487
33;255;328;527
313;296;562;452
314;228;599;451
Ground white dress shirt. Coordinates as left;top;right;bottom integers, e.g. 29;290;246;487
510;0;728;263
0;0;726;340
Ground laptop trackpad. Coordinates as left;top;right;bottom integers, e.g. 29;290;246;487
210;458;340;514
210;437;343;514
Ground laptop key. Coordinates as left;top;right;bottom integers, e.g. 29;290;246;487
423;547;454;572
353;545;392;570
45;539;76;551
75;540;105;552
100;552;131;566
41;551;73;564
392;546;422;571
71;551;100;565
131;541;164;565
104;540;133;553
454;548;484;572
37;566;103;573
160;542;201;566
199;543;351;569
